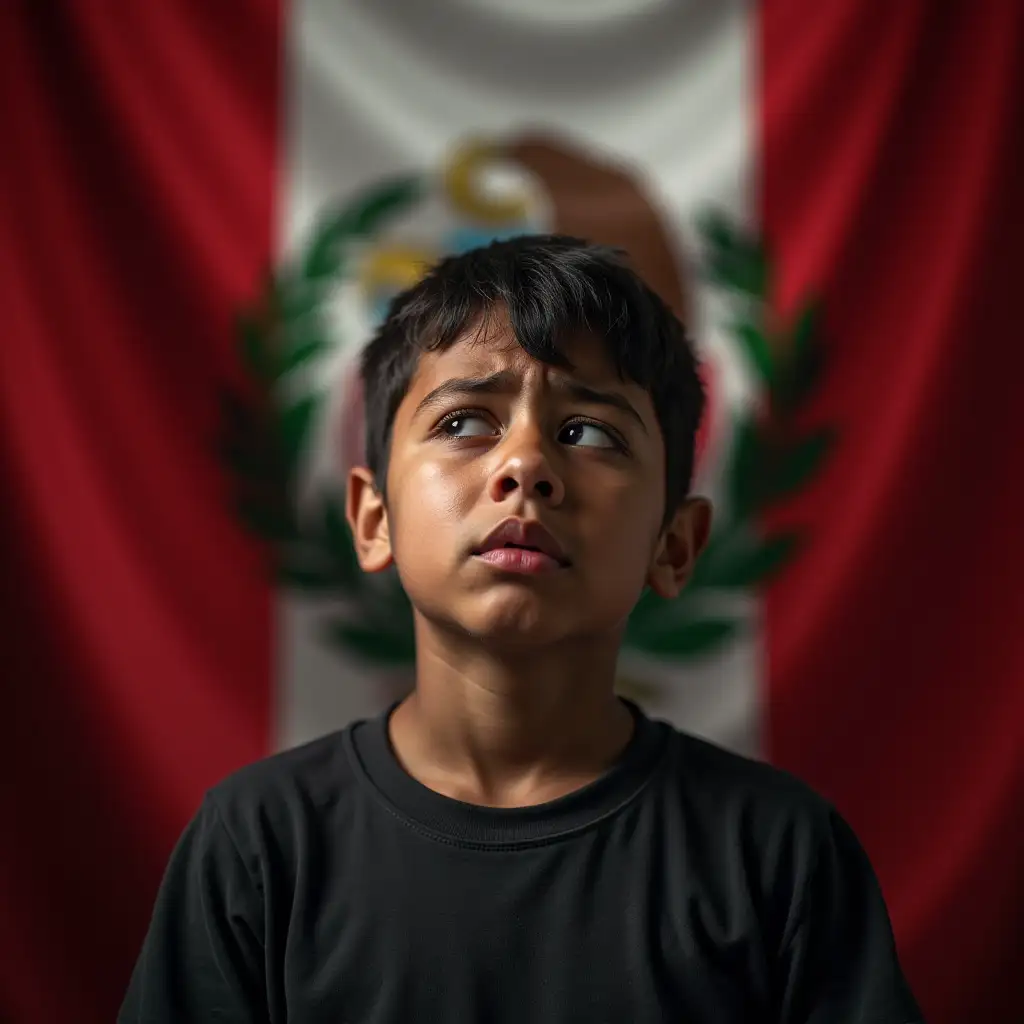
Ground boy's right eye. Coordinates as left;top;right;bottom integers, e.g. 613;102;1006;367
438;413;495;438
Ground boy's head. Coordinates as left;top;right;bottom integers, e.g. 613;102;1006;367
346;234;711;649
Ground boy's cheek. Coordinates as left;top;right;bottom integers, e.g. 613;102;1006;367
389;451;658;571
390;459;481;534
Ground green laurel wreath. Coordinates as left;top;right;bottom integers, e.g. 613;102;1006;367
219;181;832;666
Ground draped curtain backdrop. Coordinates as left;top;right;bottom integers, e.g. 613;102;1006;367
2;3;1022;1022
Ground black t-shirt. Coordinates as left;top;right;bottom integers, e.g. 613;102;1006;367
119;697;924;1023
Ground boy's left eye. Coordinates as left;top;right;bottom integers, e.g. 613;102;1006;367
559;421;617;449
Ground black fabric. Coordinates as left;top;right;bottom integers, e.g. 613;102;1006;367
119;698;924;1023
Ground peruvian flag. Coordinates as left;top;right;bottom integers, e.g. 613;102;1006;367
2;4;1022;1022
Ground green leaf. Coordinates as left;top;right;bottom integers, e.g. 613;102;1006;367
765;430;835;503
733;321;774;385
687;533;726;590
236;311;274;380
628;586;666;623
278;335;330;377
278;277;323;323
300;176;423;284
705;532;802;587
775;300;825;411
696;209;736;252
349;176;423;234
301;212;351;283
325;621;416;664
697;207;773;299
709;246;768;297
624;591;692;646
791;299;819;362
699;211;768;297
727;416;765;520
280;394;321;464
627;617;739;656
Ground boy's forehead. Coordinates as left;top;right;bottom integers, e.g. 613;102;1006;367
390;318;662;448
407;321;627;395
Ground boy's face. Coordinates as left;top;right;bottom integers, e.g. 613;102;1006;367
347;314;710;650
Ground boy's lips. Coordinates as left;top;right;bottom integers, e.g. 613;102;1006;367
471;518;571;568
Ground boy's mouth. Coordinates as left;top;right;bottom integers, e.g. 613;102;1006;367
472;518;571;568
474;546;565;574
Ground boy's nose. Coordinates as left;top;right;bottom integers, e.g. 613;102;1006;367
487;434;565;506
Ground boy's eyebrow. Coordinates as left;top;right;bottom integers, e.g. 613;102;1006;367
413;369;648;433
556;378;648;433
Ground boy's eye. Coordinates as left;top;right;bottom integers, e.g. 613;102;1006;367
439;414;494;438
436;413;622;451
560;421;617;449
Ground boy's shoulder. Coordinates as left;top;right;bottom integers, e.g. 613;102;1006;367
674;720;852;830
201;720;361;854
663;719;831;813
659;722;869;903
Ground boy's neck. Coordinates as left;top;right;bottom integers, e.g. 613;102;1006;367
387;634;636;809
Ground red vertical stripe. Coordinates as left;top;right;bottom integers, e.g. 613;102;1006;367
760;3;1024;1020
0;5;280;1021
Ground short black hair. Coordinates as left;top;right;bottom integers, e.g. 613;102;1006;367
358;234;704;528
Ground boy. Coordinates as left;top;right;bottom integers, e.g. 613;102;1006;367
120;236;924;1022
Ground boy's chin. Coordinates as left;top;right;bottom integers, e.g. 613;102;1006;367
469;619;570;650
434;593;612;651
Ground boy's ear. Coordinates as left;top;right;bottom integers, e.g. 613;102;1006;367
345;466;394;573
646;496;713;600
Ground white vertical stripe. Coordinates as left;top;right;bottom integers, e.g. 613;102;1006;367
277;0;760;757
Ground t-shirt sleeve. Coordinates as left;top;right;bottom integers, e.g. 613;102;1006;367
776;807;925;1024
118;793;269;1023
